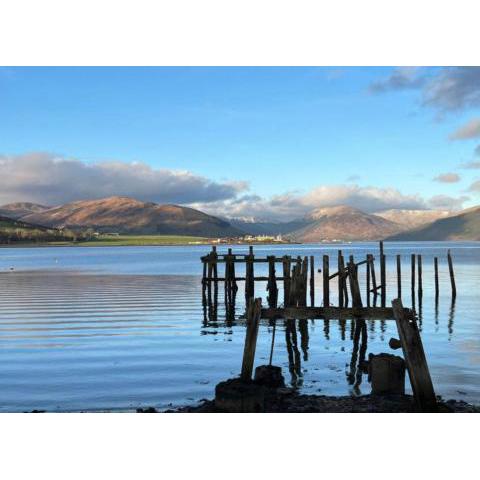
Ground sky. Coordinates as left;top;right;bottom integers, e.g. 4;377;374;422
1;66;480;221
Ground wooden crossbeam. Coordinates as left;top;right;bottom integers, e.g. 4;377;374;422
260;306;413;321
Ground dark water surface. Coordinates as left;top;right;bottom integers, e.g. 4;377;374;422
0;242;479;412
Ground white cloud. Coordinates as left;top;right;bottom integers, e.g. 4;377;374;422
0;152;248;206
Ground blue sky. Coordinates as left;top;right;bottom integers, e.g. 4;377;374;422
1;67;480;220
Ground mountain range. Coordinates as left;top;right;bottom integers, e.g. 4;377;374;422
0;196;479;241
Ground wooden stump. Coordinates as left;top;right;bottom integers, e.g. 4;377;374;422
254;365;285;388
368;353;406;395
215;378;265;413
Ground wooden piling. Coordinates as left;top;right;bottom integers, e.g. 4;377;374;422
368;254;377;296
338;250;344;308
340;253;348;307
380;242;386;308
240;298;262;381
447;249;456;299
366;254;371;307
245;246;255;304
212;246;218;298
391;298;437;412
434;257;439;299
417;254;423;299
267;255;278;308
207;252;213;305
309;255;315;307
396;254;401;300
283;256;291;307
411;254;415;304
323;255;330;307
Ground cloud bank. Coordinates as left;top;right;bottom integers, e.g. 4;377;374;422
194;184;435;222
0;153;247;206
0;152;469;222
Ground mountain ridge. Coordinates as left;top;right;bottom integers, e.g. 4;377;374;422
21;196;242;237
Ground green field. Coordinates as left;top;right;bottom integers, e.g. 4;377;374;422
77;234;211;246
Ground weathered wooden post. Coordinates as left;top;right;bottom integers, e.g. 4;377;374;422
391;298;437;412
282;256;291;307
201;256;207;305
434;256;439;299
245;245;255;304
267;255;278;308
417;254;423;299
396;254;401;299
366;254;371;307
368;254;377;301
447;249;456;299
410;254;415;305
309;255;315;307
300;256;308;307
340;253;348;307
212;246;218;298
323;255;330;307
379;241;386;307
338;250;344;307
224;248;232;306
240;298;262;381
207;251;213;305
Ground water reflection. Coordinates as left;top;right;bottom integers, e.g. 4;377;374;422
285;319;303;388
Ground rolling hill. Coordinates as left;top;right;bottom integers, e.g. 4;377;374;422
290;205;402;242
21;196;242;237
387;206;480;241
0;202;50;219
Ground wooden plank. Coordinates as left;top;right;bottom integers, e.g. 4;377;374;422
391;298;437;412
240;298;262;381
260;306;412;321
447;249;456;298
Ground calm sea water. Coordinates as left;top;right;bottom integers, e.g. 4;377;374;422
0;242;479;412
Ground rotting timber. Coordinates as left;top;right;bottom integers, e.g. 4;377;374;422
199;242;455;413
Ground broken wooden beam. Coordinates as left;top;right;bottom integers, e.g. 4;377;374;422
240;298;262;381
391;298;437;412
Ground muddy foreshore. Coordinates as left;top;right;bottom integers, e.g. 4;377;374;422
155;388;479;413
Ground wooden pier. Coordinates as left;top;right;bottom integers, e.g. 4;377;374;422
201;242;457;315
237;256;439;412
